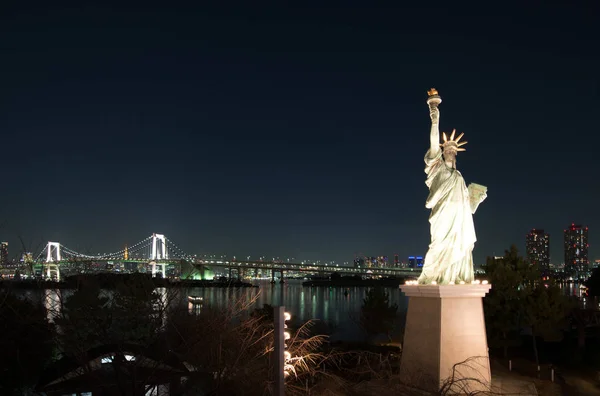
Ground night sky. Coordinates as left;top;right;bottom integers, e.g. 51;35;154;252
1;3;598;265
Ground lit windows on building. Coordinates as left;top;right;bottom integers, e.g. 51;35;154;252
525;229;550;274
408;256;423;269
564;223;589;277
353;256;365;268
0;242;8;266
354;255;389;268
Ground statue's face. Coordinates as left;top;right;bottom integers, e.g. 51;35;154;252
443;149;457;167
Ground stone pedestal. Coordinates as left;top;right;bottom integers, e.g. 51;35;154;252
398;284;492;393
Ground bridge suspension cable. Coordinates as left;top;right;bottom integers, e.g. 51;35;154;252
35;236;156;262
165;237;195;261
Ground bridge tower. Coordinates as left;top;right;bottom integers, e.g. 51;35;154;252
46;242;61;262
45;242;61;281
124;244;129;260
151;234;168;260
150;261;167;278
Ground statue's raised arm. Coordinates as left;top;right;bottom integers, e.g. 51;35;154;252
427;88;441;158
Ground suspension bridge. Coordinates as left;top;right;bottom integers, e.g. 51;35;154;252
31;233;422;280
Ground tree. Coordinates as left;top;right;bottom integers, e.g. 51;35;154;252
360;287;398;342
522;279;570;370
53;274;173;395
585;267;600;296
484;245;570;368
0;291;54;395
483;245;531;357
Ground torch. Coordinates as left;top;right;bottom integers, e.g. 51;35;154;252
427;87;442;111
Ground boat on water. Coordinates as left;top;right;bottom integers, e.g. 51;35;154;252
188;296;204;304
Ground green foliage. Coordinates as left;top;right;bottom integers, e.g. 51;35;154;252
360;287;398;341
56;281;111;355
484;245;531;354
484;245;570;363
0;292;53;395
522;281;569;342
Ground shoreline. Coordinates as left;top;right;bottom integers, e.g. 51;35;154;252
302;277;406;288
0;277;257;290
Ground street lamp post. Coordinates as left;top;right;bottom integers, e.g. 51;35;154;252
273;306;291;396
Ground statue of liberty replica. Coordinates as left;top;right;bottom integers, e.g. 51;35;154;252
399;90;492;393
418;89;487;285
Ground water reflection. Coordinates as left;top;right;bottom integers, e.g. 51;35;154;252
560;282;586;299
179;280;409;341
43;289;62;324
21;281;407;341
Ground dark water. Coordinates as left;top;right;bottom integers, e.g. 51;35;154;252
24;280;409;342
197;280;409;341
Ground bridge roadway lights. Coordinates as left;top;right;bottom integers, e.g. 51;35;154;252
192;260;421;278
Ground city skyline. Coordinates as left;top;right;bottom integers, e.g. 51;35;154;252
0;3;598;265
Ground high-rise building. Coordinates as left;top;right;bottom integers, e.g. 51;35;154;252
376;256;388;268
353;256;365;268
394;254;399;267
0;242;8;266
354;255;391;268
408;256;424;269
526;229;550;274
564;224;589;277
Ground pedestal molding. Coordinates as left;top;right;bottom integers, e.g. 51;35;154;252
400;284;491;298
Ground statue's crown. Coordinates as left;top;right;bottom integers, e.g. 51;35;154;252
440;129;467;152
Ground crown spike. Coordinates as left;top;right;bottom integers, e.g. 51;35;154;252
442;132;448;142
450;129;456;140
456;148;466;152
457;141;468;147
455;132;465;142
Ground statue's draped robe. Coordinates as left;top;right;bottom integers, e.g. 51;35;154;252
418;149;476;284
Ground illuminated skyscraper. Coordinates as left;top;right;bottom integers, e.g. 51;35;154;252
394;254;399;267
408;256;424;269
354;255;389;268
353;255;365;268
0;242;8;266
376;256;388;268
564;224;589;277
525;229;550;274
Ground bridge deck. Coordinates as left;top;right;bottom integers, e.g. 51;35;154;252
35;258;422;278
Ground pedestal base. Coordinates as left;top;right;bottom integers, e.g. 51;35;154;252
398;284;492;393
